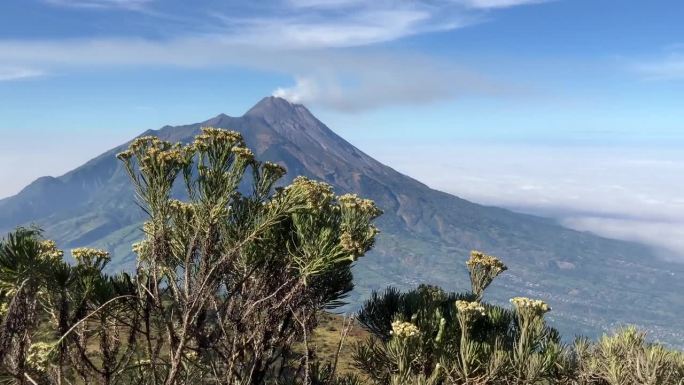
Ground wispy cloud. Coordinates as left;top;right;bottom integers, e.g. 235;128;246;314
633;55;684;80
205;2;477;49
287;0;368;9
34;0;549;49
2;0;547;110
458;0;550;9
0;37;512;111
0;67;44;81
271;55;507;111
44;0;153;10
209;10;448;49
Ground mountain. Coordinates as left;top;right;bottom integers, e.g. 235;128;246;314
1;96;683;345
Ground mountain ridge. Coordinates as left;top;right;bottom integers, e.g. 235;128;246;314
1;96;683;346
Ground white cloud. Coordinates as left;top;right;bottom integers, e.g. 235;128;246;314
459;0;550;9
206;3;475;49
287;0;368;9
633;55;684;80
562;216;684;262
270;56;505;111
1;0;545;109
32;0;548;50
273;77;321;104
0;67;44;81
368;144;684;260
212;10;442;49
44;0;153;10
0;37;510;111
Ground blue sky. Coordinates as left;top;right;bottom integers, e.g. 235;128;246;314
1;0;684;258
1;0;683;142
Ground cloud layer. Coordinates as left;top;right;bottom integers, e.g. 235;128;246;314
44;0;153;10
369;143;684;260
0;36;511;111
459;0;549;9
0;67;44;81
0;0;547;109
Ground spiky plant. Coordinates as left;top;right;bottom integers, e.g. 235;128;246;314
3;127;382;385
0;228;60;384
353;251;568;385
0;229;141;385
572;326;684;385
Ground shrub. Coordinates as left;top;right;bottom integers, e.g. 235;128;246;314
1;127;382;385
352;251;684;385
1;128;682;385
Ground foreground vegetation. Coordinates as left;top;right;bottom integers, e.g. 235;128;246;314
1;128;682;384
351;253;684;385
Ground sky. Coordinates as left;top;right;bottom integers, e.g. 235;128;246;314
1;0;683;258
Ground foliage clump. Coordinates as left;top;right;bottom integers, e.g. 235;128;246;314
0;127;682;385
1;127;381;385
353;251;684;385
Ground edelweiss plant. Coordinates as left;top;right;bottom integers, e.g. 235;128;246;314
390;321;420;339
1;127;382;385
466;250;506;301
116;127;382;385
572;326;684;385
2;128;684;385
0;228;139;385
353;250;567;385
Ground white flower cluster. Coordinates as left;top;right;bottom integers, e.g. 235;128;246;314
231;146;255;161
71;247;110;266
455;300;486;318
118;136;192;177
338;193;382;217
390;320;420;338
191;127;244;153
510;297;551;315
195;127;243;149
169;199;196;219
132;241;149;257
467;250;507;274
339;231;361;255
38;239;63;263
263;161;287;179
286;176;335;211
